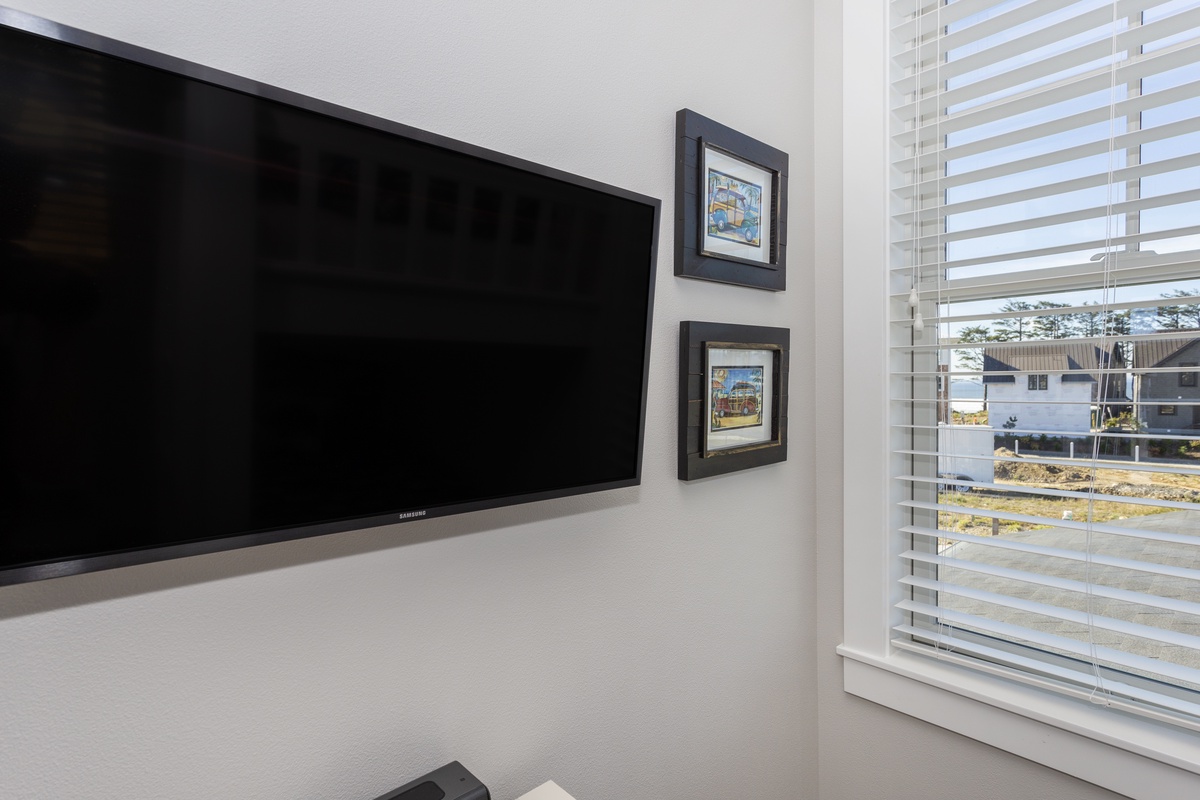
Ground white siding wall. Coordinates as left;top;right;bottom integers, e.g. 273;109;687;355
987;376;1094;434
938;425;996;483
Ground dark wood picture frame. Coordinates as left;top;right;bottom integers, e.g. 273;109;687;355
675;109;789;292
678;321;789;481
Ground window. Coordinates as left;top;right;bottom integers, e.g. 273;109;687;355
895;0;1200;724
840;0;1200;794
1181;362;1197;386
1160;404;1178;415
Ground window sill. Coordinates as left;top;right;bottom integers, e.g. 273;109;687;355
838;645;1200;800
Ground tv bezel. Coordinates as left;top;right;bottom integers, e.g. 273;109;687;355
0;6;660;586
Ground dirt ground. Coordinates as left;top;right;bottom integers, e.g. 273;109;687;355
938;448;1200;535
991;447;1200;500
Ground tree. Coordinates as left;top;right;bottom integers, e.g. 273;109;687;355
993;300;1034;341
1156;289;1200;330
1104;307;1131;336
955;325;993;372
1076;303;1131;336
1156;297;1184;330
1073;301;1107;338
1032;300;1074;339
742;184;762;211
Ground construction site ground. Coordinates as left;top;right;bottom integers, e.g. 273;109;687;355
939;447;1200;535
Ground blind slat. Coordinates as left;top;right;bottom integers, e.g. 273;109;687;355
894;37;1200;140
890;0;1200;725
898;78;1200;170
932;223;1200;272
896;115;1200;219
903;574;1200;651
892;633;1200;724
890;0;1079;33
902;6;1200;100
908;187;1200;249
892;252;1200;304
890;0;1178;64
890;0;1001;45
902;502;1200;551
895;39;1200;158
898;421;1200;442
902;525;1200;575
899;449;1200;485
902;549;1200;616
895;290;1200;324
900;475;1200;514
900;599;1200;684
893;0;1109;72
896;148;1200;222
898;365;1200;377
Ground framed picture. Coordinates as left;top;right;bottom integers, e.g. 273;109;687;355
678;321;789;481
675;109;788;292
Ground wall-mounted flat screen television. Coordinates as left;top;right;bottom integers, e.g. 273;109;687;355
0;8;659;585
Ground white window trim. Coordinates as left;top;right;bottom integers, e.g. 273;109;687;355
837;0;1200;796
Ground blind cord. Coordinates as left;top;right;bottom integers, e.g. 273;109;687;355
1084;0;1129;706
933;0;954;660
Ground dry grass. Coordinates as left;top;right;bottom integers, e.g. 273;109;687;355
937;491;1171;536
937;448;1200;536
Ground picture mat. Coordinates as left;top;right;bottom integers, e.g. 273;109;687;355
701;145;774;265
704;346;774;452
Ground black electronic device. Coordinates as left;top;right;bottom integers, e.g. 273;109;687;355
0;7;660;585
372;762;489;800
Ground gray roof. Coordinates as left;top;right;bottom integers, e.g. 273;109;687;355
993;353;1069;373
982;343;1126;393
1134;335;1200;368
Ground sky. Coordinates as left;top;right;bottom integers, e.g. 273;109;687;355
922;0;1200;362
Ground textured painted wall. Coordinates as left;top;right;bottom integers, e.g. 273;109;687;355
3;2;1132;798
0;2;815;799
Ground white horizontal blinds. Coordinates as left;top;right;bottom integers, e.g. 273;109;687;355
892;0;1200;282
891;0;1200;725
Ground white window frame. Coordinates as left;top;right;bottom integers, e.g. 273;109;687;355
837;0;1200;796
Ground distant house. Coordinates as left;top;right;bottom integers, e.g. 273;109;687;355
1135;336;1200;432
983;342;1126;434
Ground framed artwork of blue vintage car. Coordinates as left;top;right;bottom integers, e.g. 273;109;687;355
703;148;770;261
674;109;789;291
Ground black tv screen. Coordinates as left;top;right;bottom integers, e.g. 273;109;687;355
0;9;659;585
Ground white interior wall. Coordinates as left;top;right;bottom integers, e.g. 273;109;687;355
0;1;1157;798
0;2;815;799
